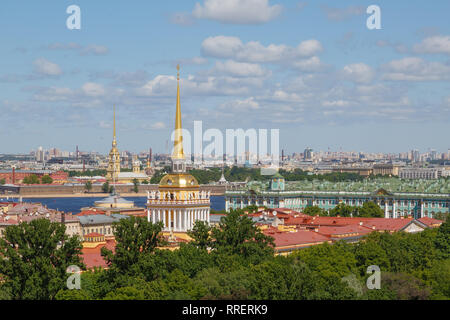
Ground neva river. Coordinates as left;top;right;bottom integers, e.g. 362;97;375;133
15;195;225;214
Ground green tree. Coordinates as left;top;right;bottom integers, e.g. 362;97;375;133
0;178;5;185
434;216;450;259
101;217;164;279
329;203;358;217
211;209;274;263
0;219;85;300
55;289;92;300
41;175;53;184
84;181;92;193
22;174;40;184
357;201;384;218
132;178;139;193
101;182;110;193
188;221;212;250
303;206;328;216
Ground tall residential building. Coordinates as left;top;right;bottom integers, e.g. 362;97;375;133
304;147;313;160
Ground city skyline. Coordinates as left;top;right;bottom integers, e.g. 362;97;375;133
1;1;450;154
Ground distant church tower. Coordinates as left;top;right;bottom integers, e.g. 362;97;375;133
147;65;210;232
106;106;121;182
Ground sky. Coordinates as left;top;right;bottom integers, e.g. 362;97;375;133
0;0;449;155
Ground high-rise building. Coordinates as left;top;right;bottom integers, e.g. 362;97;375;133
304;147;313;160
36;146;44;162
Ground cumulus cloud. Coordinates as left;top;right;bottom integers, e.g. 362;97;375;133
413;35;450;55
201;36;322;63
212;60;268;77
82;82;106;97
33;58;63;76
292;56;325;72
382;57;450;81
341;63;375;83
219;97;259;112
192;0;282;24
136;73;258;97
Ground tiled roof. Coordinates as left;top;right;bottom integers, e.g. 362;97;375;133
264;229;330;247
417;217;444;227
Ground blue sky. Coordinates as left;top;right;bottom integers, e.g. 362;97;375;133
1;0;449;155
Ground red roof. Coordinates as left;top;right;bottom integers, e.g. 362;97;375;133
316;225;374;237
417;217;443;227
81;239;115;269
76;210;106;216
264;229;330;247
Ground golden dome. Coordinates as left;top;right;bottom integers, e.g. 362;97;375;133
159;173;199;188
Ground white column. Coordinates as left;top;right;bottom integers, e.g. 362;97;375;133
174;210;178;231
168;210;171;231
393;202;396;219
384;201;389;219
147;208;150;222
183;209;187;232
207;208;210;224
420;202;424;218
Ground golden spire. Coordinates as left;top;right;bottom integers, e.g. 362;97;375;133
173;64;184;159
112;105;117;147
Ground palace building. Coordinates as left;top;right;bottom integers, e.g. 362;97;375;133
146;65;210;233
225;174;450;219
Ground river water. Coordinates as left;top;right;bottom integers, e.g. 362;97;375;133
10;195;225;214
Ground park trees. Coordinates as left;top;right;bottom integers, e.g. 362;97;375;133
210;209;274;264
41;175;53;184
0;219;84;300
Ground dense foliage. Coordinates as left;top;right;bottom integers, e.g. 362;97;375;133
0;219;84;300
1;213;449;300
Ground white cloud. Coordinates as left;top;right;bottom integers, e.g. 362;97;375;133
413;35;450;55
212;60;268;77
82;82;106;97
201;36;322;63
192;0;282;24
33;58;63;76
293;56;324;72
382;57;450;81
136;74;256;97
342;63;374;83
219;97;259;111
33;87;74;101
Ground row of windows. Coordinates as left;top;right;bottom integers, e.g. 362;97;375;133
82;227;112;236
230;197;449;208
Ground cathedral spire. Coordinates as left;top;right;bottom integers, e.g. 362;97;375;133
112;105;117;147
173;64;184;160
